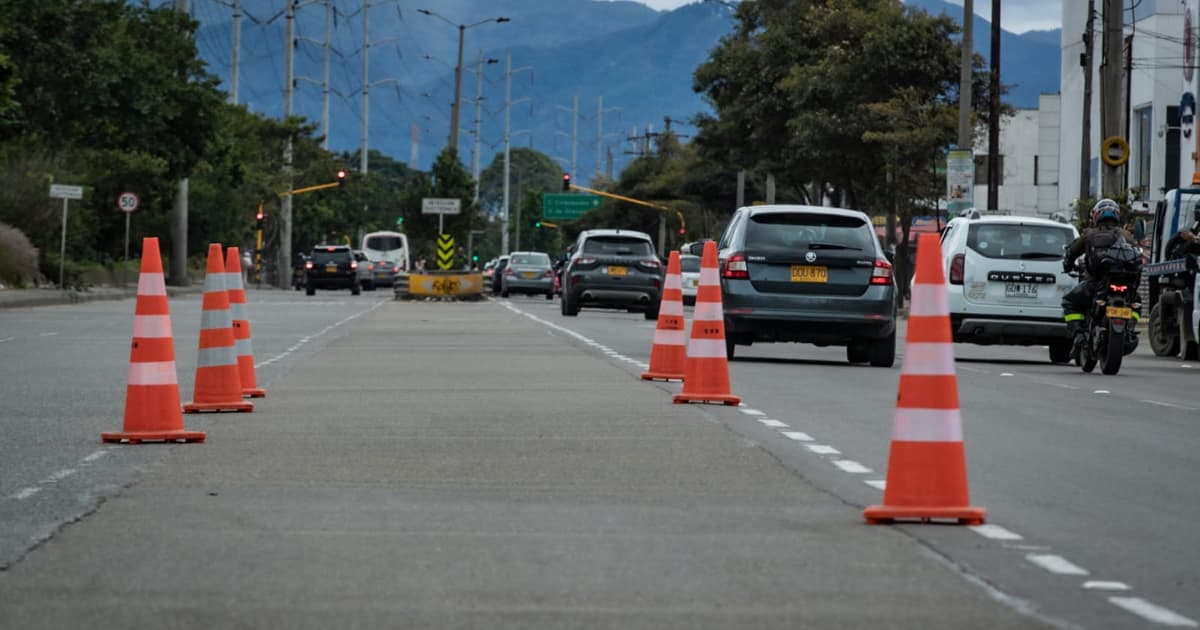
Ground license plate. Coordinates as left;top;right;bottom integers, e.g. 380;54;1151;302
325;265;338;273
790;265;828;283
1004;282;1038;298
608;266;627;276
1106;306;1133;319
521;271;538;279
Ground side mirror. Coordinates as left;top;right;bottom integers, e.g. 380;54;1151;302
1134;219;1147;242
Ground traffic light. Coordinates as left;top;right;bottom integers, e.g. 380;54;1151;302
535;221;542;228
561;173;570;192
336;169;347;186
472;254;479;262
396;216;404;226
678;228;686;236
255;208;264;230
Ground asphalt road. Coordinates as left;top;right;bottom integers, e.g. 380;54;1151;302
498;295;1200;630
1;290;1196;628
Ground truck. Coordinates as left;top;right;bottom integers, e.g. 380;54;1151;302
1145;188;1200;360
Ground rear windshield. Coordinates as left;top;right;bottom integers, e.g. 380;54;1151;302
365;235;404;251
747;212;872;251
680;256;701;273
311;249;350;264
967;224;1073;260
509;253;551;267
582;236;654;257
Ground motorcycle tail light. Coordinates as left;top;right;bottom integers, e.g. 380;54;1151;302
1109;284;1127;292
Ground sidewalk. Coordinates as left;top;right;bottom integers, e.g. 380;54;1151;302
0;301;1049;629
0;284;202;309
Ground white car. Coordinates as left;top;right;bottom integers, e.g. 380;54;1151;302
935;215;1080;363
679;254;701;305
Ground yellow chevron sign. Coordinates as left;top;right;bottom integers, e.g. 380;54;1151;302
436;234;455;270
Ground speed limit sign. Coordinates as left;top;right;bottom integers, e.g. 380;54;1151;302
117;192;139;213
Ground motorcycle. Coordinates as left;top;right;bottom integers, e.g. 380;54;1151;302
1069;241;1143;375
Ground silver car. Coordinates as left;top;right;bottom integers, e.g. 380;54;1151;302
501;251;555;299
713;205;897;366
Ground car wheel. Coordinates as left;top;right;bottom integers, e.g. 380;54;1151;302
294;284;301;291
867;331;896;367
364;282;376;291
562;292;579;317
1148;303;1180;357
847;343;870;364
351;284;361;296
501;289;509;298
545;291;554;300
643;305;659;320
305;287;315;296
1048;340;1071;364
725;335;736;360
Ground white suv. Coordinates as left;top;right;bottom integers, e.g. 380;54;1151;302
936;216;1079;363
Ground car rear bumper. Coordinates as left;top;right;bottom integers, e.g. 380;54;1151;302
504;277;553;293
307;274;356;289
950;314;1068;345
723;285;896;343
572;286;659;306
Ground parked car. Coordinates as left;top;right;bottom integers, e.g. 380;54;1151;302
490;255;510;295
679;253;701;305
561;229;663;319
501;251;555;299
712;205;896;365
305;245;360;296
936;215;1080;363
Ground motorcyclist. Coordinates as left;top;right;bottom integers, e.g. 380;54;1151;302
1061;199;1139;359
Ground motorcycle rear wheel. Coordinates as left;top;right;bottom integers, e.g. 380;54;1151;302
1099;327;1123;375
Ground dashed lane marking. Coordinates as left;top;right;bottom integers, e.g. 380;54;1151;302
781;432;813;442
805;444;841;455
81;450;108;463
1094;389;1111;395
758;419;789;428
1141;400;1199;411
1108;597;1198;627
41;469;76;483
1026;554;1089;576
969;524;1024;541
864;480;887;490
832;460;871;473
0;337;13;343
255;299;387;369
739;408;765;416
12;487;39;500
1000;372;1014;376
1083;581;1131;591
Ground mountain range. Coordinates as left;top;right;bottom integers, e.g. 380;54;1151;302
192;0;1062;183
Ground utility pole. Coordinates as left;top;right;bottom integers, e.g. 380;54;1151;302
502;52;532;255
1080;0;1096;201
170;0;190;287
452;25;464;153
297;0;333;149
361;3;369;173
556;95;579;182
986;0;1001;212
956;0;973;150
472;51;484;202
279;0;295;289
1100;0;1124;196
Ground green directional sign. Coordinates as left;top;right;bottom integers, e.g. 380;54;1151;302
542;193;602;220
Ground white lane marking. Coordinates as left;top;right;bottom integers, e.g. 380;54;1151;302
1108;597;1199;627
805;444;841;455
1083;581;1131;591
1094;389;1111;394
1000;372;1014;376
13;487;40;500
39;332;58;337
969;524;1023;541
0;336;14;343
1026;554;1089;576
739;408;765;416
1182;364;1194;369
781;431;813;441
81;450;108;463
1141;399;1199;411
864;480;887;490
1050;383;1079;390
832;460;871;473
41;469;76;483
758;419;789;428
255;299;387;368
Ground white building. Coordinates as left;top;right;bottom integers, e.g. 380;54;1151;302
969;96;1062;217
1057;0;1192;212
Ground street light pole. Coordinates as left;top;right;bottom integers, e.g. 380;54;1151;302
502;53;532;255
451;24;464;153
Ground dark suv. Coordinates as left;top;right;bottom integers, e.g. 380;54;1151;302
305;245;361;296
714;205;896;366
561;229;663;319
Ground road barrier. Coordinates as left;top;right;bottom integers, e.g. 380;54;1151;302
397;270;486;301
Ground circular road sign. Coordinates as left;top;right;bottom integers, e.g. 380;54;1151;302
117;192;140;213
1101;136;1130;168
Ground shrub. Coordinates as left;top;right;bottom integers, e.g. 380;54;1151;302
0;222;39;287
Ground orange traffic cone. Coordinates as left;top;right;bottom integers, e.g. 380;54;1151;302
184;244;253;414
224;246;265;398
102;238;206;444
674;240;741;406
642;250;687;381
865;233;985;525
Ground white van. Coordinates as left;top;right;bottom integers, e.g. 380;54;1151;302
361;231;410;272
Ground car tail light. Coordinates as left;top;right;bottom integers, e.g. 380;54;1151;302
368;263;375;271
304;261;313;270
637;258;661;271
949;253;965;285
722;252;748;279
571;274;584;287
504;267;515;276
575;256;597;266
870;259;893;285
1109;284;1127;292
543;269;554;278
350;261;358;270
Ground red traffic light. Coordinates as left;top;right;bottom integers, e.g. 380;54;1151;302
255;211;264;221
561;173;571;192
678;228;686;236
336;169;347;185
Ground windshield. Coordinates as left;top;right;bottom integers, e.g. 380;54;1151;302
509;253;551;267
967;224;1073;260
310;249;349;264
680;256;701;273
747;212;872;252
582;236;654;257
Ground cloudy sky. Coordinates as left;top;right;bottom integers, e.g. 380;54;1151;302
625;0;1064;34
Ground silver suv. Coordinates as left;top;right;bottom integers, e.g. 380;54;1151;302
714;205;897;366
561;229;664;319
